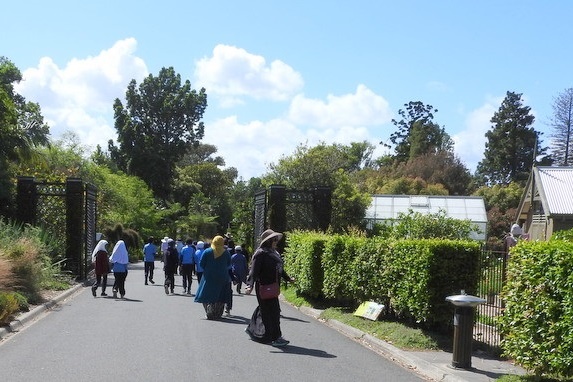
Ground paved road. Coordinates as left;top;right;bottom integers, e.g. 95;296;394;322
0;261;425;382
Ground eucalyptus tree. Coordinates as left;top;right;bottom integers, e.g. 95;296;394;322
109;67;207;202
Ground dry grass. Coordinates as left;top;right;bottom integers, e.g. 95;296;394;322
3;238;43;303
0;252;16;291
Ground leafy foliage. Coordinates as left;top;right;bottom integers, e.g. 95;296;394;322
0;57;50;217
264;142;372;232
475;91;549;186
285;231;480;330
376;209;477;241
499;240;573;377
109;67;207;201
473;182;523;249
283;230;327;298
386;101;453;163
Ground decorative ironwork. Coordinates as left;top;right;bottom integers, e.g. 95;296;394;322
253;189;267;248
253;185;331;247
36;183;67;262
16;177;97;280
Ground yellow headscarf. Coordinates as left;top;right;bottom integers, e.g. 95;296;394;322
211;235;225;258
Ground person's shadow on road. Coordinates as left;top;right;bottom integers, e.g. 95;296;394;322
271;345;336;358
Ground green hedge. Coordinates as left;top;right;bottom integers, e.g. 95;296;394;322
283;231;326;298
386;239;480;328
284;232;480;330
499;240;573;378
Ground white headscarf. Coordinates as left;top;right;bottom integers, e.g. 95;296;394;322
91;240;108;261
109;240;129;264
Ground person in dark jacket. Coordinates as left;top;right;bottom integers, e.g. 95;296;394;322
163;239;179;295
91;239;110;297
245;229;294;347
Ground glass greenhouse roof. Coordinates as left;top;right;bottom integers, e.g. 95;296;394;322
365;195;487;241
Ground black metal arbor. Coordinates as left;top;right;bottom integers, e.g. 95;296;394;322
253;185;332;248
16;176;97;280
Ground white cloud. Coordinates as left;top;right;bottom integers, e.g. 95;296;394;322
453;96;502;171
14;38;147;150
194;44;304;105
204;116;305;179
12;39;394;179
204;86;394;179
288;84;392;128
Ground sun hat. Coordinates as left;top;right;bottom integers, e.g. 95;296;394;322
259;229;283;247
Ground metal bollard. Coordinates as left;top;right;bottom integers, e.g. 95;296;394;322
446;291;486;369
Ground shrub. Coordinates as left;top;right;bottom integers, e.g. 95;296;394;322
6;237;44;304
0;291;20;325
499;240;573;378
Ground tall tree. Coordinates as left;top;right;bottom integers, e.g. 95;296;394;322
549;87;573;165
384;101;453;162
109;67;207;201
0;57;50;217
475;91;547;186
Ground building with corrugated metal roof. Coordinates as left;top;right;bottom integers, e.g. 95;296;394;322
364;194;488;241
516;166;573;240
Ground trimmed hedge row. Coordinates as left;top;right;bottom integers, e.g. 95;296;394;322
499;240;573;378
283;231;481;329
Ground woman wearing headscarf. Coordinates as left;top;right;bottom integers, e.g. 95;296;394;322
194;235;232;319
109;240;129;299
91;239;110;297
245;229;294;347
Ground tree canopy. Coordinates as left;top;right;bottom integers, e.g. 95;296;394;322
475;91;548;186
0;57;50;216
109;67;207;202
385;101;453;162
264;142;372;232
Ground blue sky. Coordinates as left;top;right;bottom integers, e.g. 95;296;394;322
3;1;572;179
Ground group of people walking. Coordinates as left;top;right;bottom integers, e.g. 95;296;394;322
90;228;294;348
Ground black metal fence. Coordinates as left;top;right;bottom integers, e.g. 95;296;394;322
16;176;97;280
253;185;332;247
474;248;507;351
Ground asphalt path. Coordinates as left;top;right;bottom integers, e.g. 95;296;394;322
0;261;425;382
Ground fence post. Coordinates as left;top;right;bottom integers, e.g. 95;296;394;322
16;176;37;224
314;187;332;231
268;185;286;233
66;178;85;279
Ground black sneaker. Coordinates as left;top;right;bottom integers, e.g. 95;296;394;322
149;280;155;284
101;292;107;296
164;284;169;295
271;337;289;347
91;286;97;297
